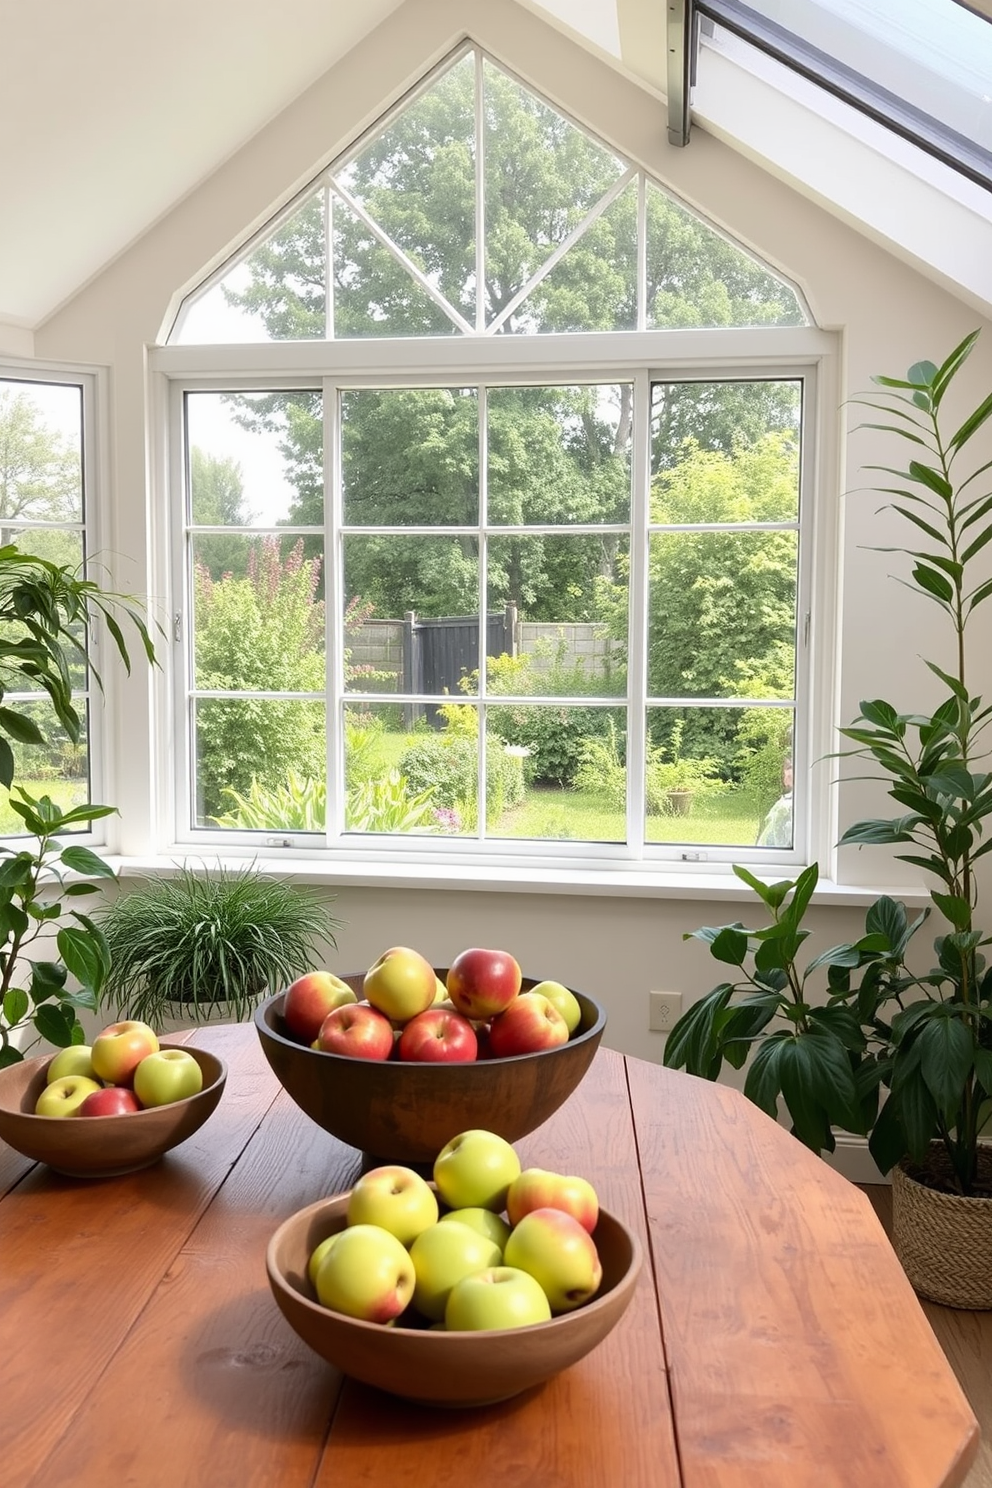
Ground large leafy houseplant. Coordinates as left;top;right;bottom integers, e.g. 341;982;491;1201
0;545;156;1066
96;863;342;1026
664;330;992;1197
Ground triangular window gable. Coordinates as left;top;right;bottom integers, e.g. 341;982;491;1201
171;46;807;344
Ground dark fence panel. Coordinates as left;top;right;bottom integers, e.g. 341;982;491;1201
403;608;515;727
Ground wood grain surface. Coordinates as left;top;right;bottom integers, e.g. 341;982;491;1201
0;1026;979;1488
627;1059;979;1488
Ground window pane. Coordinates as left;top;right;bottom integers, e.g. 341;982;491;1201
345;702;474;837
487;385;632;524
176;194;327;343
0;380;82;536
0;704;90;836
343;536;480;651
335;54;476;330
194;698;326;827
331;195;463;338
645;182;807;328
510;181;639;334
482;60;627;329
186;390;321;530
645;705;793;847
6;526;83;570
341;388;478;524
486;704;626;842
651;379;802;492
649;529;797;700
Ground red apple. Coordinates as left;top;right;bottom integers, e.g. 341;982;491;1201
91;1020;160;1087
446;947;522;1021
316;1002;394;1060
283;971;358;1045
78;1086;143;1117
506;1166;599;1232
488;991;568;1057
397;1007;478;1063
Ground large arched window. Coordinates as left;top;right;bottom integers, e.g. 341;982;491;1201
160;45;827;870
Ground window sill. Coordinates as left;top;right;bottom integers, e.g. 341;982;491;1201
106;851;930;908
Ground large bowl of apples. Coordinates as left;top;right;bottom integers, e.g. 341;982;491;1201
254;946;607;1162
266;1128;641;1407
0;1019;226;1178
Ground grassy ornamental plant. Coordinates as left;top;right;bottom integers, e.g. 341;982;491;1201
97;864;342;1025
0;546;156;1066
664;331;992;1196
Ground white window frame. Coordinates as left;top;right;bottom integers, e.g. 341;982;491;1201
151;325;839;877
0;359;114;847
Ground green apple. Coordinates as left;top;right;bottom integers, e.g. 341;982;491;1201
433;976;448;1005
506;1167;599;1233
346;1165;439;1246
433;1128;521;1212
46;1045;97;1084
91;1020;160;1086
408;1220;502;1322
363;946;438;1023
313;1223;415;1322
132;1048;203;1107
307;1231;343;1289
503;1207;603;1313
444;1266;552;1331
439;1206;511;1253
35;1074;102;1117
528;979;582;1035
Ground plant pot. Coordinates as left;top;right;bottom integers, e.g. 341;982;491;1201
890;1144;992;1309
663;788;693;816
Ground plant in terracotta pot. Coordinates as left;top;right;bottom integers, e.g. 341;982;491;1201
0;545;156;1066
663;330;992;1306
96;863;342;1027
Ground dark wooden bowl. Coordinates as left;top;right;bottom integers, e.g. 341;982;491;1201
254;973;606;1162
266;1188;641;1407
0;1045;226;1177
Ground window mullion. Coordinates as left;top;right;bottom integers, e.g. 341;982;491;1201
325;380;344;845
626;369;652;854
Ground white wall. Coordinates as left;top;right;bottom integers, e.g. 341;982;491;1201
25;0;992;1097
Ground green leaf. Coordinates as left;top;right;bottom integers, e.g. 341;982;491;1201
930;891;972;930
804;943;861;973
662;984;735;1076
743;1035;788;1119
907;460;952;499
840;818;919;846
709;926;750;967
856;699;905;734
865;896;909;952
32;1002;77;1048
973;1048;992;1096
0;706;45;744
949;390;992;453
911;563;954;602
917;1014;974;1123
0;737;12;790
2;988;29;1027
731;864;793;911
59;845;117;879
56;925;109;998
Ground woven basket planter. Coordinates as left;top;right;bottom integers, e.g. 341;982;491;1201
891;1144;992;1310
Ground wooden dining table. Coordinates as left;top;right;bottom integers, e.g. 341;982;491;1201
0;1021;979;1488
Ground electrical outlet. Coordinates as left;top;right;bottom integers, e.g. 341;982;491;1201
649;990;682;1032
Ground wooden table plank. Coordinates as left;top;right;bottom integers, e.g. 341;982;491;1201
627;1059;979;1488
0;1023;282;1485
315;1047;680;1488
25;1085;365;1488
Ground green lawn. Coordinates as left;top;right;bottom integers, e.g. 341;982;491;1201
0;780;87;836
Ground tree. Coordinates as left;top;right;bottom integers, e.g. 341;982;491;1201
189;447;254;580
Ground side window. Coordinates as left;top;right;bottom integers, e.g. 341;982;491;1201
0;375;94;836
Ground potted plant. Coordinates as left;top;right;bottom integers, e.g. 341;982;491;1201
0;545;156;1067
96;863;341;1026
663;330;992;1307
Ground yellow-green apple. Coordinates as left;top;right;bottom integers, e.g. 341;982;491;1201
363;946;438;1022
444;1266;552;1331
46;1045;96;1084
528;979;581;1035
397;1007;478;1063
308;1232;343;1289
446;947;522;1021
433;1128;521;1212
506;1167;599;1233
313;1223;415;1322
503;1207;603;1313
78;1086;143;1117
408;1220;502;1321
433;976;448;1005
91;1020;160;1086
316;1003;394;1059
133;1048;203;1107
488;992;568;1057
34;1074;102;1117
283;971;358;1044
346;1165;439;1245
439;1206;511;1253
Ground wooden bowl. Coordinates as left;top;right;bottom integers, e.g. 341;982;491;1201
266;1188;641;1406
0;1044;226;1178
254;974;606;1162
